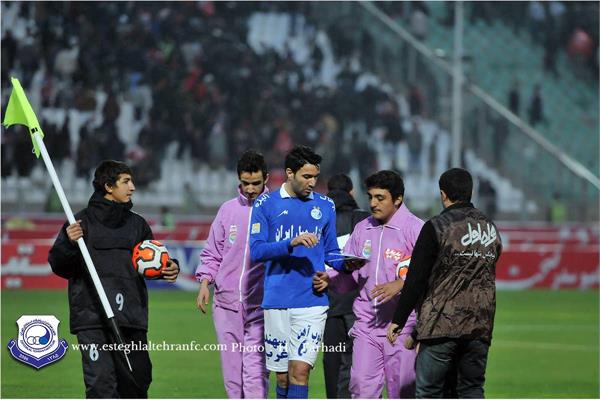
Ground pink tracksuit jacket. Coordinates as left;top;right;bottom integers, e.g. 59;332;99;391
195;188;269;398
330;203;424;399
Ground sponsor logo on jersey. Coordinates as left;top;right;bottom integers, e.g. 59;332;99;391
362;240;372;258
228;225;238;244
385;248;406;262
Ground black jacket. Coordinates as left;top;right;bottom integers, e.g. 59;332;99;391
327;190;370;317
48;192;153;333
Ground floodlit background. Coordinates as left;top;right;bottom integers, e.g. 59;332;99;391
1;1;598;398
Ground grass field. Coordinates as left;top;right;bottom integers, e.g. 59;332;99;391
1;290;598;398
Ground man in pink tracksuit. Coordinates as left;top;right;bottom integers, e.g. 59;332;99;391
196;150;269;398
315;170;424;398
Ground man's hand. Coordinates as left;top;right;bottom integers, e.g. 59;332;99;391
66;220;84;243
370;279;404;304
387;322;401;345
196;280;210;313
404;334;416;350
344;258;367;271
290;233;319;248
312;271;330;292
161;259;179;282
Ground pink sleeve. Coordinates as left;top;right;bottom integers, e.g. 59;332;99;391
195;206;226;283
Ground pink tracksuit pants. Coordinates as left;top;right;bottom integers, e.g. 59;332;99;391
350;332;417;398
212;304;269;398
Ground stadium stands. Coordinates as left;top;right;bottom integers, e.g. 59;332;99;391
1;2;598;221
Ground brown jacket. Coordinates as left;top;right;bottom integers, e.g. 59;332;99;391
415;204;502;343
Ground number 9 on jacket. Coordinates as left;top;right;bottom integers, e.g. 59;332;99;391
132;240;170;279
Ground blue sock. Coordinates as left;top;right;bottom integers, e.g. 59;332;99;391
286;384;308;399
276;385;288;399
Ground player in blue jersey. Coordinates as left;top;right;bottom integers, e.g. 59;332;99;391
250;145;364;399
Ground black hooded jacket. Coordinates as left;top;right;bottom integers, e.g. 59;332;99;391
48;191;153;333
327;189;370;316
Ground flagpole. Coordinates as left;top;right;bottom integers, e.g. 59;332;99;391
4;77;136;374
33;134;134;372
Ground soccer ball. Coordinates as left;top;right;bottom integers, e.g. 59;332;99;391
132;240;170;279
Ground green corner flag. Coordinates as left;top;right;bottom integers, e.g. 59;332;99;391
2;77;45;157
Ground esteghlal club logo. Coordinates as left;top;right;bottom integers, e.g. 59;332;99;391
7;315;68;369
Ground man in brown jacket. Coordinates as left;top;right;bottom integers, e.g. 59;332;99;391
387;168;502;398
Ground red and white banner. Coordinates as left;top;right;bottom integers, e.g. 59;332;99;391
2;224;598;290
0;239;205;291
1;240;66;289
496;245;599;289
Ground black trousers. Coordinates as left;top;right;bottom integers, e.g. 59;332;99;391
77;328;152;398
322;313;355;399
416;338;489;399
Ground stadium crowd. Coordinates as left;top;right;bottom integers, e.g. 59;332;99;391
1;2;398;188
377;1;599;79
1;1;595;221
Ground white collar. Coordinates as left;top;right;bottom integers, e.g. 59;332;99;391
279;184;314;200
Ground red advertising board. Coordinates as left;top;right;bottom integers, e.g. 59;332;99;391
2;226;598;290
496;245;599;289
2;240;67;289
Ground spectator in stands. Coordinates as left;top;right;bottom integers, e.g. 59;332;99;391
410;3;429;42
470;2;492;25
44;186;62;213
528;1;547;44
408;84;424;116
492;116;509;167
159;206;175;230
478;178;497;220
543;16;560;78
508;80;520;116
527;84;544;127
407;119;423;175
14;125;36;177
18;35;40;88
182;182;202;213
439;1;455;27
75;124;101;178
549;192;567;224
1;30;17;79
54;37;80;81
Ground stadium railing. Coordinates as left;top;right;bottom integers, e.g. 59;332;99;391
306;1;599;222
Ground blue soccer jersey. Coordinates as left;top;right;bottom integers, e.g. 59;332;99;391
250;186;345;309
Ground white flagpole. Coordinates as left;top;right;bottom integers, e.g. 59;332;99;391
33;133;133;372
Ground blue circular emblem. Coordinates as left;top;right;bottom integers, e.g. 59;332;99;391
22;320;55;353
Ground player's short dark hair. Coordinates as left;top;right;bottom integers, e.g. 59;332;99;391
285;145;322;173
327;174;353;193
237;150;268;179
365;170;405;200
93;160;133;194
439;168;473;202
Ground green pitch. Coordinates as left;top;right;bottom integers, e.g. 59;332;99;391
2;290;598;398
